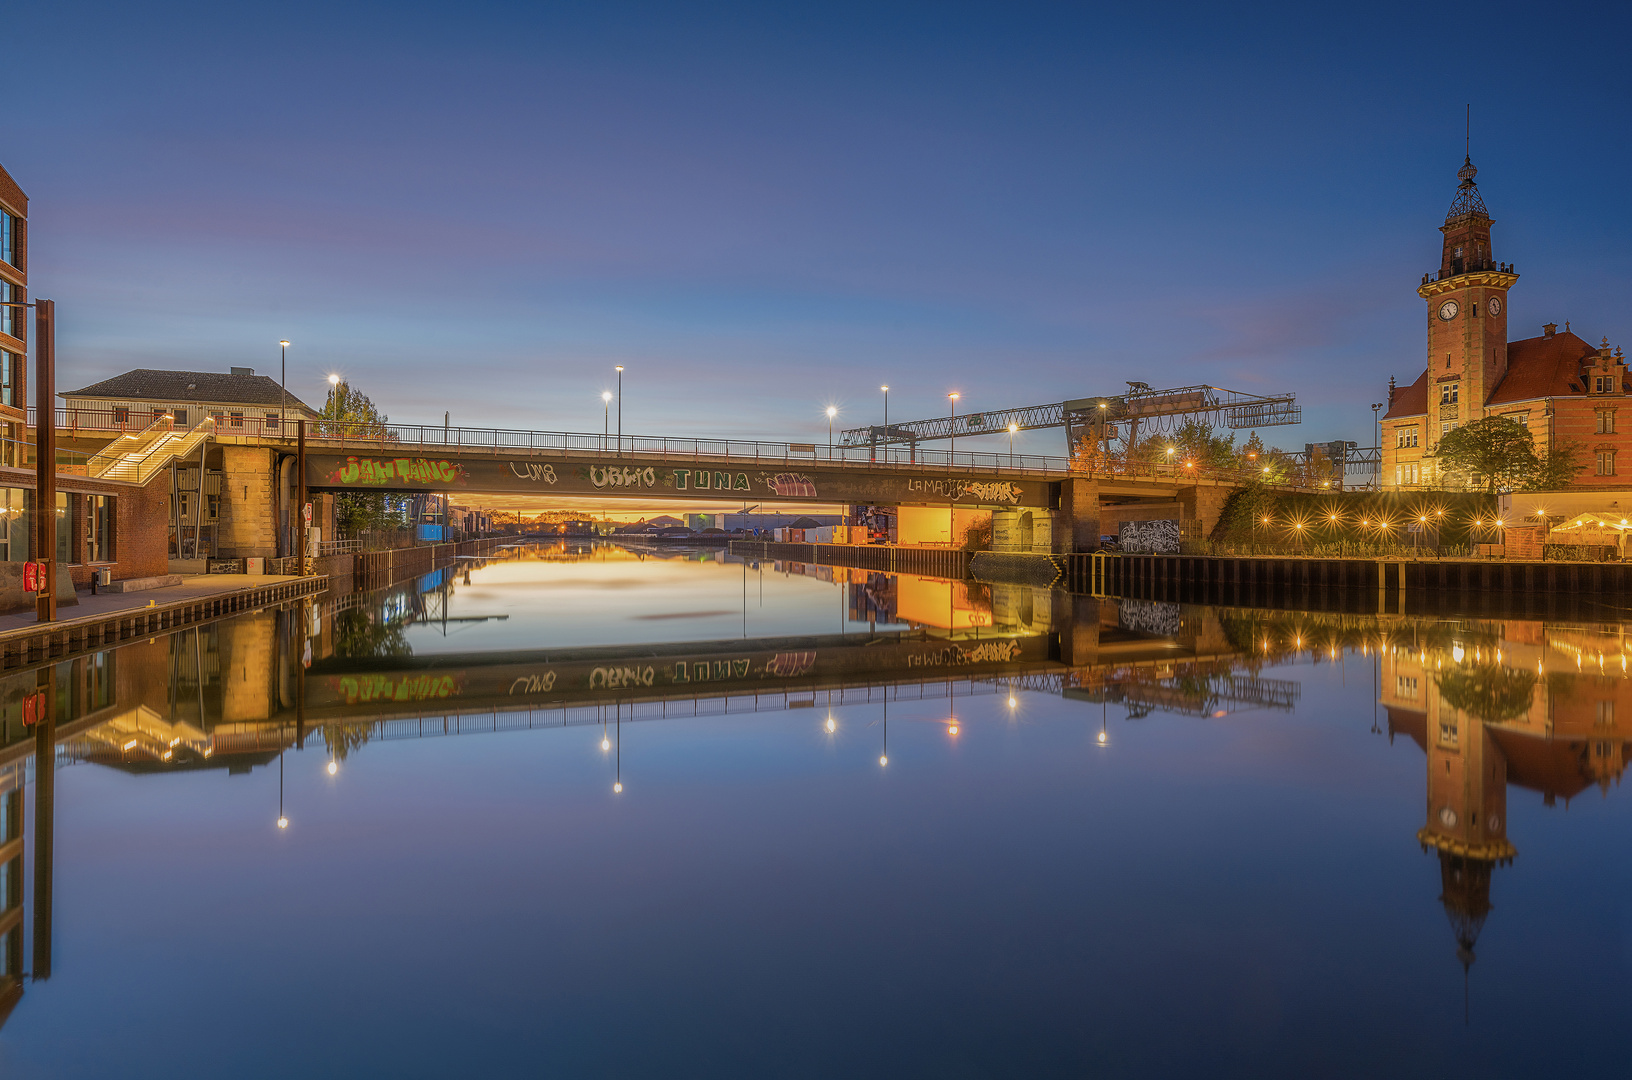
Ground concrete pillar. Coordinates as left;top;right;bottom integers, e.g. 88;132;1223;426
218;446;278;559
991;508;1020;552
1030;509;1054;554
1057;478;1100;553
1177;484;1233;542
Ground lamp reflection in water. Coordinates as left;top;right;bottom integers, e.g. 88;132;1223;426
825;715;836;735
326;760;337;776
879;694;888;767
613;701;623;794
276;739;288;829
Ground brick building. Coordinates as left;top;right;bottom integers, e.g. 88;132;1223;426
0;164;26;465
1382;157;1627;489
0;160;173;612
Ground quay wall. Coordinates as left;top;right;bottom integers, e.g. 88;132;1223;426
1072;552;1632;617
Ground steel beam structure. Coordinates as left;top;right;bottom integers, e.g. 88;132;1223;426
838;382;1300;449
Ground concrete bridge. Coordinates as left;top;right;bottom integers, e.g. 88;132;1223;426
48;411;1255;561
277;423;1244;557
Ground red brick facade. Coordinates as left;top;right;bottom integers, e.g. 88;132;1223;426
1382;159;1626;490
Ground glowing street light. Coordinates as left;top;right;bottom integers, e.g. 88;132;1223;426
1008;421;1018;466
949;392;961;458
826;405;837;452
601;390;613;451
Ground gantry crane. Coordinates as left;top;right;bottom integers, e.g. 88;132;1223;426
838;382;1300;458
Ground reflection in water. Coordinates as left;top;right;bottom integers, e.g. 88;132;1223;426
0;548;1629;1060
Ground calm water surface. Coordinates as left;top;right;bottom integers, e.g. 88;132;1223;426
0;543;1626;1078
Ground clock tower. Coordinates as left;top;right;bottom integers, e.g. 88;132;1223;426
1416;157;1519;441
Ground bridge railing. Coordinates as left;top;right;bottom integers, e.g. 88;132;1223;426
304;420;1079;474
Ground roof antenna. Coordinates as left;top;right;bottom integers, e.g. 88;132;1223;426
1465;103;1470;160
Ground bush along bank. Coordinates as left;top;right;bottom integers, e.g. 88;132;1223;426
1205;485;1499;556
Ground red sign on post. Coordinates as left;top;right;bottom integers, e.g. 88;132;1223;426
22;561;38;593
303;502;313;526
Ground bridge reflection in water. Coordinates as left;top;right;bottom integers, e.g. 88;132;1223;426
0;557;1629;1027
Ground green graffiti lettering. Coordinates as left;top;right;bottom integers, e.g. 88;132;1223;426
674;470;689;489
734;473;750;491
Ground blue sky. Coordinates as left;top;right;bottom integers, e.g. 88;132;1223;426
4;1;1628;451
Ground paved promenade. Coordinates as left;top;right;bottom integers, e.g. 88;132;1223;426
0;574;306;635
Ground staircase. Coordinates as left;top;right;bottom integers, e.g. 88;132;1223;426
87;417;216;483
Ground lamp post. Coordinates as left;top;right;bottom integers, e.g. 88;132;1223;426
1008;421;1018;467
601;391;612;452
278;340;291;435
1371;402;1384;489
879;385;889;463
615;366;624;453
948;392;960;462
826;405;837;455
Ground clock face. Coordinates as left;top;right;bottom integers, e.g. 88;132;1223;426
1487;296;1502;316
1438;299;1460;321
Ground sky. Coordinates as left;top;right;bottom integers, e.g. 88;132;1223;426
3;0;1629;456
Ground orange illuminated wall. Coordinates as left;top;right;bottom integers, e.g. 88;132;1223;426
895;574;992;630
897;506;951;545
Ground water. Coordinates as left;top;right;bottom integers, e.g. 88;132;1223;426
0;542;1626;1078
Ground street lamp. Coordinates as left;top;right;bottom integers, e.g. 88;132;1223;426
278;340;290;435
601;390;612;451
1008;421;1018;466
615;366;624;452
826;405;837;453
948;392;960;460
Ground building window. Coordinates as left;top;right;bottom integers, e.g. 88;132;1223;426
112;406;129;424
0;211;14;269
1596;375;1618;393
0;350;14;408
1395;426;1419;448
1396;676;1418;699
151;408;166;425
1596;700;1615;726
1508;412;1529;429
229;411;244;429
264;412;280;432
85;495;115;563
1440;421;1458;438
173;408;187;426
1438;720;1459;748
1440;383;1459;405
1597;450;1616;476
0;488;21;562
0;278;15;339
1597;410;1615;434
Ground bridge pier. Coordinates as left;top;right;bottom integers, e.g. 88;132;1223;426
1058;478;1101;554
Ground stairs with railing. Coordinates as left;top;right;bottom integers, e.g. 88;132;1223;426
87;417;216;483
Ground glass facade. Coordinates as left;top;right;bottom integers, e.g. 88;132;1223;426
0;489;21;561
0;211;13;268
86;495;115;563
0;277;14;338
0;349;13;408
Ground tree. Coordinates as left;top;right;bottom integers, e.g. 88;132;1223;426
1525;438;1585;491
321;379;389;437
1427;416;1538;493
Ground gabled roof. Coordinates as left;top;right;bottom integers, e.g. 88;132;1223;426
62;368;318;412
1486;330;1602;405
1383;370;1428;420
1384;330;1610;418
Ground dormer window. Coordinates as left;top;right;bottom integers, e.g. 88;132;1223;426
1595;375;1616;394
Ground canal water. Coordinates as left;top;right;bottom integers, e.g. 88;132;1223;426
0;543;1626;1078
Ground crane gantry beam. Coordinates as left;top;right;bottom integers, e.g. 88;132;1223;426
838;383;1300;450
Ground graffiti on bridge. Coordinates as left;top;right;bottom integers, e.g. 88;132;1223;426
328;457;468;487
